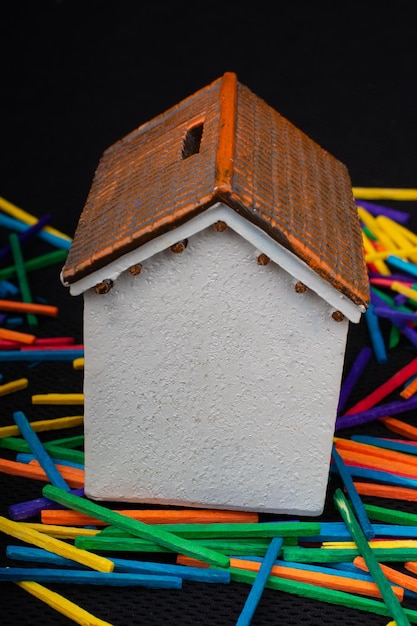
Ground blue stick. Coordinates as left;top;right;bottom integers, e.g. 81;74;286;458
0;349;84;362
236;537;283;626
0;567;182;588
351;435;417;456
331;444;374;540
329;461;417;488
5;546;231;584
364;303;388;364
13;411;70;491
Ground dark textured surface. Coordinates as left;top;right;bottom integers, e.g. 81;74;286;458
1;2;416;624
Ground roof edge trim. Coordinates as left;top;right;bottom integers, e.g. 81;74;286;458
214;72;237;192
64;203;364;323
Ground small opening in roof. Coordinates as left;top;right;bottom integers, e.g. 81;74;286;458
182;123;204;159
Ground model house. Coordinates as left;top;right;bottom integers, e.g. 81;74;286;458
61;72;369;515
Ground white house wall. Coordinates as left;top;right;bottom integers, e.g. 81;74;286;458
82;225;349;515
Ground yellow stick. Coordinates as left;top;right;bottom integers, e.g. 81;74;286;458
391;281;417;303
23;522;100;539
365;246;417;262
362;231;390;275
323;540;417;549
377;215;417;263
0;415;83;439
0;516;113;572
73;357;85;370
32;393;84;405
16;580;113;626
353;187;417;200
0;196;72;241
0;378;28;396
358;205;401;251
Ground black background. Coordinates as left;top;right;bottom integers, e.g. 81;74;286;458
0;2;417;624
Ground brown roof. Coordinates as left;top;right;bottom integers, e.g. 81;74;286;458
62;72;369;308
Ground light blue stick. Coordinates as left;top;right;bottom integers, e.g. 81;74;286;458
0;212;71;250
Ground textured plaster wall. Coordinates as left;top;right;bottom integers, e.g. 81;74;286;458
83;225;349;515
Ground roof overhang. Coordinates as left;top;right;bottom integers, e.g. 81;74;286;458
62;203;366;323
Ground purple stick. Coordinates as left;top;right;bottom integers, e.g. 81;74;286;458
8;488;84;520
337;346;372;414
335;394;417;431
356;200;410;224
373;306;417;324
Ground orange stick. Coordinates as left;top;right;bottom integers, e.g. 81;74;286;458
0;328;36;345
177;554;208;567
404;561;417;575
41;508;259;526
0;458;84;488
0;299;58;317
400;377;417;399
334;437;417;468
231;557;404;600
380;417;417;441
354;555;417;594
177;555;403;600
353;482;417;502
335;448;417;478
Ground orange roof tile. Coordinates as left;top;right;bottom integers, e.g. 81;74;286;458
62;72;369;308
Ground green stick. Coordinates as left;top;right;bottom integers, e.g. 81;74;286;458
365;503;417;526
283;545;417;563
96;521;319;539
75;535;271;556
334;487;411;626
0;249;67;281
43;485;229;568
9;233;37;326
0;437;84;464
